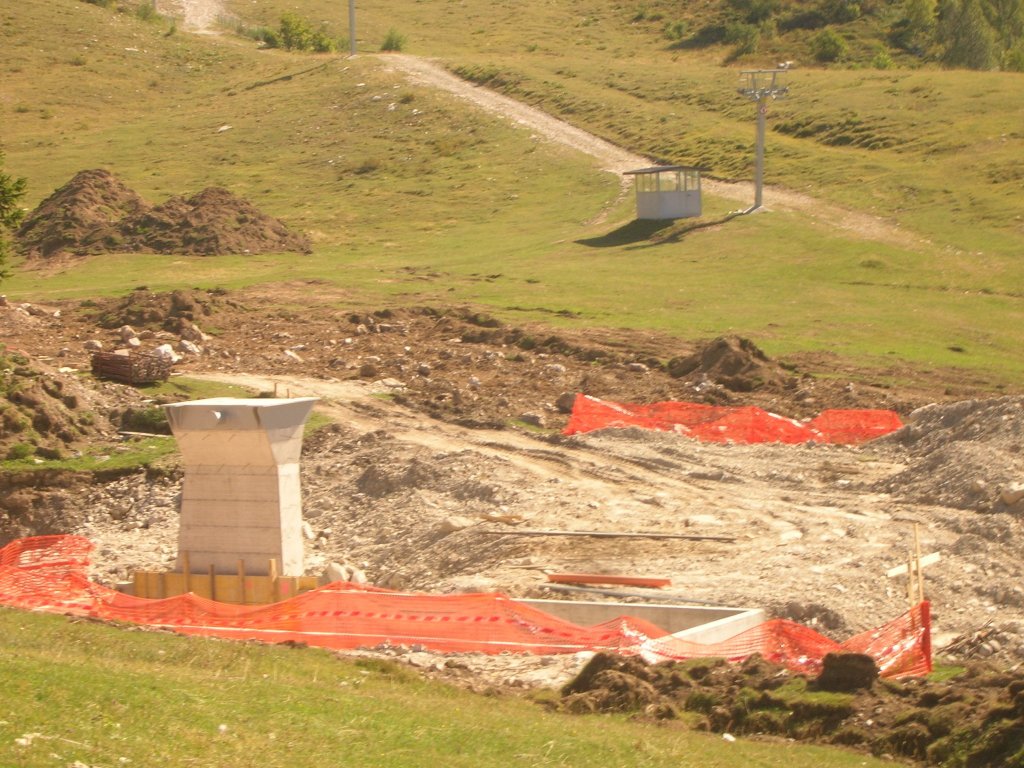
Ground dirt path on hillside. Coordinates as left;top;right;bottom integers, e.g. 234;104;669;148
378;53;922;249
158;0;224;32
160;1;920;247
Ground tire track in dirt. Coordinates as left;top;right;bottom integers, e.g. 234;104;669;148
191;373;898;538
192;372;705;503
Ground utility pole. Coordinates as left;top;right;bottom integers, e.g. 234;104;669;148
737;68;789;211
348;0;356;56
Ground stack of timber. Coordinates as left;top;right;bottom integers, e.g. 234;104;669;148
91;351;171;384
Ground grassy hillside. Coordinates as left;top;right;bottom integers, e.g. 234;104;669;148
0;607;895;768
1;0;1023;386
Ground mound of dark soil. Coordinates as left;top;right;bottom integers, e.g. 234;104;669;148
15;169;147;258
16;170;310;258
666;336;795;393
558;652;1024;765
128;187;312;256
85;287;231;334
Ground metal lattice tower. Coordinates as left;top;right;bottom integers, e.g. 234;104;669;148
738;69;790;211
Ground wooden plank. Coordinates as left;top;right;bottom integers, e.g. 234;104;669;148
914;524;926;601
130;571;319;604
476;529;735;543
543;583;722;606
886;552;940;578
546;573;671;588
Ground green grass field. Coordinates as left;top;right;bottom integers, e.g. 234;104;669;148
0;608;896;768
3;1;1023;387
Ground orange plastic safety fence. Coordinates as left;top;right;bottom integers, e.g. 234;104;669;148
0;536;930;677
641;602;932;678
564;395;903;445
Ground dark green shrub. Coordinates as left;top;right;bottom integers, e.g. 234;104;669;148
820;0;861;24
1003;42;1024;71
310;29;337;53
280;13;313;50
871;45;894;68
6;443;34;460
380;28;406;52
135;2;158;22
727;0;780;23
725;22;761;57
664;20;688;41
811;27;848;61
257;28;281;48
120;406;170;434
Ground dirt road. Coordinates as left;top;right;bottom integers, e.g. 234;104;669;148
378;54;921;249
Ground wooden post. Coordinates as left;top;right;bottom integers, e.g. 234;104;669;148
158;571;166;600
238;559;247;605
914;524;926;602
209;564;217;602
907;551;916;610
269;558;278;603
183;552;192;594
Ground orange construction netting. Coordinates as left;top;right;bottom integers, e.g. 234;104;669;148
564;395;904;445
0;535;930;677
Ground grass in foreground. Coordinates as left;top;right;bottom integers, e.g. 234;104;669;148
0;608;894;768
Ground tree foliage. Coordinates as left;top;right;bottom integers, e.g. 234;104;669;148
938;0;999;68
262;13;338;53
811;27;849;61
687;0;1024;70
0;151;28;284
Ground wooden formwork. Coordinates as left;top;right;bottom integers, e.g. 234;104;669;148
132;555;319;605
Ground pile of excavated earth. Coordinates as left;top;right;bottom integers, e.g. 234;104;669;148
16;169;311;258
4;286;1024;765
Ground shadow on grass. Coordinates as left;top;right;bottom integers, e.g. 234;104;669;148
577;210;748;249
575;219;675;248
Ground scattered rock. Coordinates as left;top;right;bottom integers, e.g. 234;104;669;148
1001;483;1024;507
178;340;202;356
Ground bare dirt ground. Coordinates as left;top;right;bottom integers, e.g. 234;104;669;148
3;290;1022;665
4;286;1024;766
157;0;225;33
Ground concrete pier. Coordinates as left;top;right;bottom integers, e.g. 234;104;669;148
163;397;317;577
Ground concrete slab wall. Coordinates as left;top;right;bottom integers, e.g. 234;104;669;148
164;398;317;577
519;598;765;637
